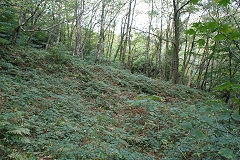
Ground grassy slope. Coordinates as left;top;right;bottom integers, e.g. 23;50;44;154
0;46;239;159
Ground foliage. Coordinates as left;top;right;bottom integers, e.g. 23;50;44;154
46;44;73;65
0;121;30;145
0;46;239;159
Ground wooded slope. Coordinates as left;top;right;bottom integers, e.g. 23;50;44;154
0;46;239;159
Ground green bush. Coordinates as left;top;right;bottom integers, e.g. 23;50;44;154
46;45;72;65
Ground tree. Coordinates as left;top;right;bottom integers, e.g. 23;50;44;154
171;0;196;83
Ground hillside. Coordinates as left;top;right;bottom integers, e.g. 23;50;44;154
0;46;239;159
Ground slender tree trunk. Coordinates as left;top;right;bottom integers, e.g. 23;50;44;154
180;13;190;83
74;0;84;57
145;0;154;76
181;33;196;84
187;54;197;87
66;10;70;46
80;7;98;57
45;29;53;50
114;17;126;62
127;0;136;68
12;8;23;45
122;0;133;65
12;0;43;44
28;2;47;43
171;0;180;84
163;15;172;81
74;0;80;56
56;2;62;46
12;27;21;45
208;56;215;91
108;23;116;60
196;36;209;88
69;22;76;48
201;42;217;90
96;0;106;62
56;22;62;45
158;0;164;79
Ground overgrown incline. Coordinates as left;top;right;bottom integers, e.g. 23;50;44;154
0;46;239;159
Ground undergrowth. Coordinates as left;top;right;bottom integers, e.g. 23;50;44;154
0;46;239;159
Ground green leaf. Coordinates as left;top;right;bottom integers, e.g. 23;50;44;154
7;127;30;135
0;37;11;45
218;148;234;159
200;115;212;124
192;22;208;32
192;129;205;139
192;22;202;28
214;34;225;41
214;81;232;91
206;22;218;32
185;29;196;35
135;96;145;100
181;122;193;131
228;29;240;40
190;0;199;4
197;39;205;46
232;84;240;90
217;0;230;7
218;113;230;120
232;112;240;121
20;137;31;143
219;24;229;33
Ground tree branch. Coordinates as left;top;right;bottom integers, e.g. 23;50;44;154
20;18;74;32
177;0;193;13
132;28;174;44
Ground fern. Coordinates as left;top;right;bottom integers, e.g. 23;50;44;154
0;122;31;144
7;127;30;136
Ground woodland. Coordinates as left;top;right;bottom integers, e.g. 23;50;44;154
0;0;240;159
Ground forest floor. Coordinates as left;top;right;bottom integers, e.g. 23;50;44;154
0;46;239;159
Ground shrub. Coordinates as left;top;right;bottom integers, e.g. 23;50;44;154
46;45;72;65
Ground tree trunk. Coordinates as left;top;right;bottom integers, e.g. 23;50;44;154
196;36;209;88
127;0;136;68
96;0;106;62
208;56;215;91
28;2;47;43
158;0;164;79
145;0;154;76
56;22;62;45
108;23;116;60
181;33;196;84
187;54;197;88
12;7;23;45
12;26;21;45
201;42;216;90
45;29;54;50
163;16;172;81
74;0;84;57
122;0;133;65
171;0;180;84
114;17;126;62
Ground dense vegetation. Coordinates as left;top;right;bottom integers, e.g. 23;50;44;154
0;0;239;159
0;46;239;159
